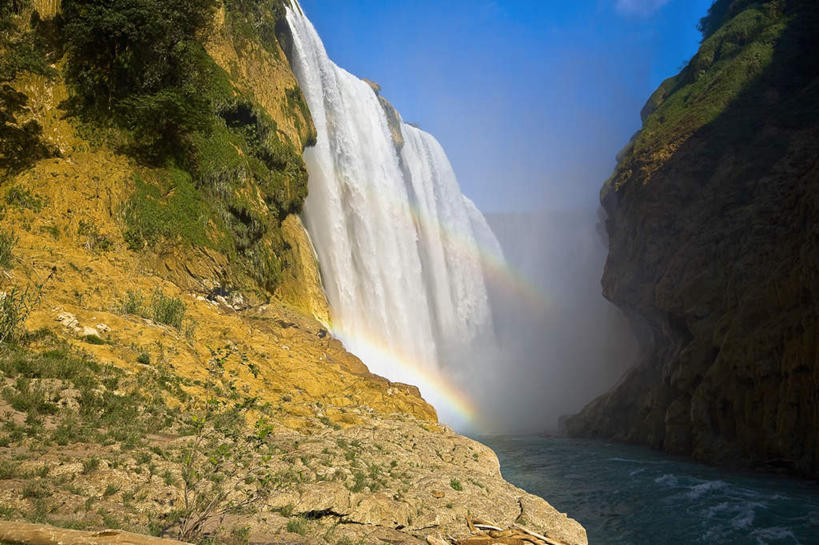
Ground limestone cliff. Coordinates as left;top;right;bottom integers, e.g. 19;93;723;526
565;0;819;477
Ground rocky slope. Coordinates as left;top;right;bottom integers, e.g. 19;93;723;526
0;1;586;543
565;0;819;477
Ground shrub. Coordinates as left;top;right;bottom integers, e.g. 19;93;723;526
137;352;151;365
82;334;105;345
3;377;57;417
449;478;463;491
150;290;185;329
81;457;100;474
22;481;50;499
119;290;145;315
0;459;20;479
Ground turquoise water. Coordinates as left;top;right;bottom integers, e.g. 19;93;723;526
478;436;819;545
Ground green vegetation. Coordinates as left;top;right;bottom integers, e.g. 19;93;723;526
122;170;217;251
449;478;463;491
6;186;44;212
60;0;219;161
54;0;310;294
0;0;312;296
150;290;187;329
117;289;188;330
0;230;16;267
77;220;113;252
285;516;308;536
0;338;277;540
608;0;792;192
223;0;286;56
0;0;57;179
0;285;40;344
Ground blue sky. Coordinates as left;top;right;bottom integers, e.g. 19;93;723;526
298;0;714;212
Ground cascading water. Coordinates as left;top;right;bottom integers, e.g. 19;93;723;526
285;3;503;429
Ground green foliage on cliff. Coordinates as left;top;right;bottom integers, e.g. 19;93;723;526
122;170;219;251
606;0;794;194
224;0;286;56
60;0;219;161
55;0;310;294
0;0;57;179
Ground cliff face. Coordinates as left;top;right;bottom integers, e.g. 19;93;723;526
565;0;819;477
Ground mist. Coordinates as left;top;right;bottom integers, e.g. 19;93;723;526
461;207;638;433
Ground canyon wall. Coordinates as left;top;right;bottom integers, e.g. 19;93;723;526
565;0;819;477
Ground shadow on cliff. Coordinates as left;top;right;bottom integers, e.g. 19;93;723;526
564;0;819;477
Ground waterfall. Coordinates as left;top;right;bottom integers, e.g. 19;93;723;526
285;4;503;427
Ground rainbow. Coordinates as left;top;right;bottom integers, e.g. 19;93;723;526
313;193;553;430
327;321;477;427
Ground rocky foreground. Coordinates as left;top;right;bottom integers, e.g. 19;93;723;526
0;113;584;545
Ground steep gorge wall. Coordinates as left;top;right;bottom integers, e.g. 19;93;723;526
565;0;819;477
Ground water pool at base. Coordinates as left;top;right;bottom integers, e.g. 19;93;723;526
478;436;819;545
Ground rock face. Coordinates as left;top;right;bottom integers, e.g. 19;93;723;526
565;0;819;477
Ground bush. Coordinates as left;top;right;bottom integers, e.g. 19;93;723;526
81;457;100;474
21;481;50;499
449;478;463;491
151;290;186;329
82;334;105;345
3;377;58;417
119;290;145;315
137;352;151;365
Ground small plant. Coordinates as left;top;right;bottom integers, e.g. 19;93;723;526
0;460;20;479
151;290;185;329
0;231;16;268
103;484;120;497
0;287;37;344
120;290;145;315
279;503;294;517
5;187;44;212
82;334;106;345
22;480;50;499
77;220;113;252
137;352;151;365
286;517;308;536
229;525;251;545
450;478;463;491
82;457;100;474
